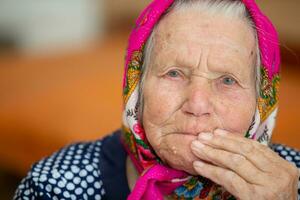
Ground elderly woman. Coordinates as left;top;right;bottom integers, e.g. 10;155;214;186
15;0;300;199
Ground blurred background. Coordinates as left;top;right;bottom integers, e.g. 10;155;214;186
0;0;299;199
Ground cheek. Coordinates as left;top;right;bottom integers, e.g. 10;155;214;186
143;77;184;125
215;89;256;134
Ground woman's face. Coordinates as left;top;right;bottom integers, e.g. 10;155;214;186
142;10;257;174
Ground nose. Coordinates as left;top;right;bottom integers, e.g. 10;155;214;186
182;79;213;117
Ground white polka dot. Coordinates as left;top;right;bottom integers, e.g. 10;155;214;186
66;182;75;191
290;151;296;156
43;166;50;171
62;165;68;170
79;169;87;177
75;155;81;160
77;149;83;154
81;180;87;188
84;154;91;159
52;171;61;179
71;165;80;174
281;150;288;156
39;174;47;182
63;160;70;165
65;171;74;180
285;156;293;161
93;170;99;177
58;180;66;188
94;182;101;189
36;164;42;168
73;176;81;184
19;184;25;189
101;188;105;195
41;170;48;174
86;165;94;172
34;167;41;172
93;158;99;163
49;178;57;185
83;193;88;200
63;191;71;198
65;155;72;160
71;194;76;200
82;159;89;164
73;160;80;164
39;183;44;189
87;175;94;183
276;145;283;150
45;184;52;192
53;164;59;169
32;172;39;177
53;195;58;200
53;187;61;195
24;189;30;195
95;194;101;200
295;156;300;161
75;187;83;195
87;188;95;195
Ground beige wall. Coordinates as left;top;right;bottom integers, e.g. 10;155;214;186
105;0;300;47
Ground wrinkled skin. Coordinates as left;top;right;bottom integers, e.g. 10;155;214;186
141;9;299;199
142;10;256;175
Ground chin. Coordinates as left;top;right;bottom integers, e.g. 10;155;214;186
152;132;200;175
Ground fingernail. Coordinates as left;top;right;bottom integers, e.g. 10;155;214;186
214;129;227;136
198;132;213;140
191;140;205;149
193;160;204;168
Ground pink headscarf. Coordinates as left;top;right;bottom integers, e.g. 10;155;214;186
121;0;280;199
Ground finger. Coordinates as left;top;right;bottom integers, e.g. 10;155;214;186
216;129;283;163
191;140;268;185
214;130;296;173
193;160;252;200
197;130;276;173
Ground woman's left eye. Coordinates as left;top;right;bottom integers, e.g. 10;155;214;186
221;76;237;86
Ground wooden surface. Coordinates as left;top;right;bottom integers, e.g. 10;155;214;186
0;32;299;176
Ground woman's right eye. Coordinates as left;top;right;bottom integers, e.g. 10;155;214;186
166;70;181;78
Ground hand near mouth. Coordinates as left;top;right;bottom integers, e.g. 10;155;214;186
191;129;299;200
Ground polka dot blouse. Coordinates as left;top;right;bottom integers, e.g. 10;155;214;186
14;130;300;200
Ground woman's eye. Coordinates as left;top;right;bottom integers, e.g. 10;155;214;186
222;76;236;86
166;70;181;78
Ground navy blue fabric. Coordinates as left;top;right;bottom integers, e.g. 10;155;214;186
14;130;300;199
100;130;130;199
14;130;130;200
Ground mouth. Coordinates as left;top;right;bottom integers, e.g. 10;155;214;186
162;131;200;137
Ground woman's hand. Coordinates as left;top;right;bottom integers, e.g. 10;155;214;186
190;129;299;200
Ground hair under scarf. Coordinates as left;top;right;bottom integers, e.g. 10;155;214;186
121;0;280;199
